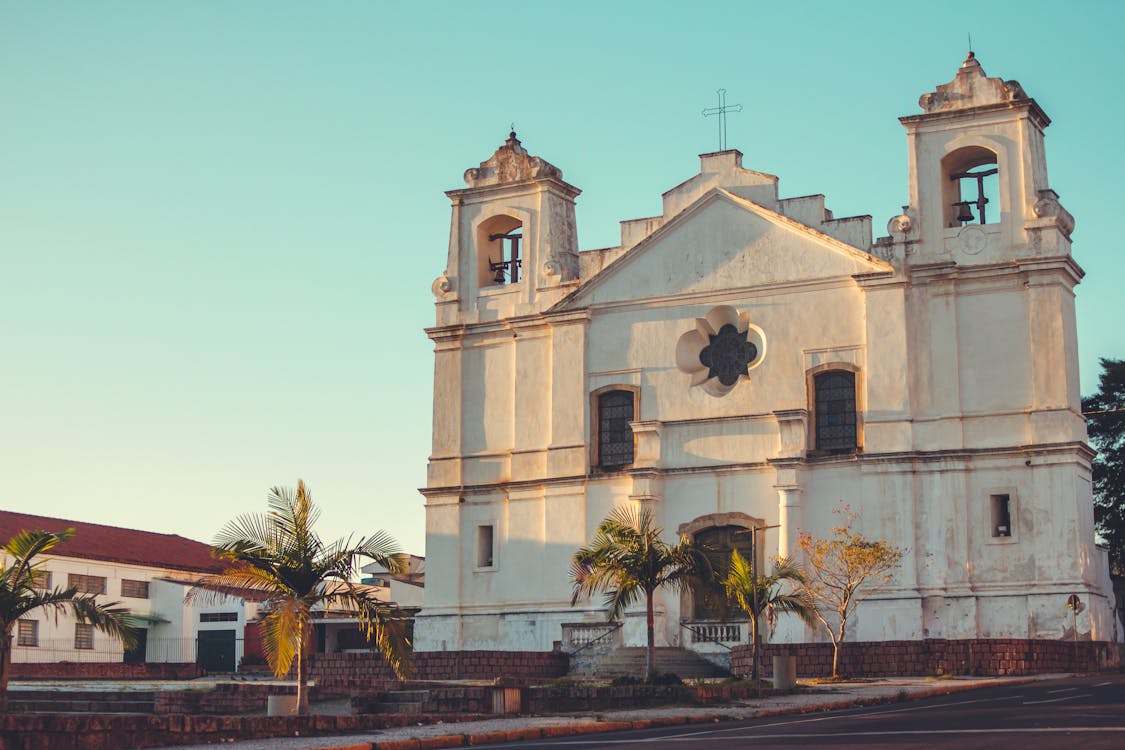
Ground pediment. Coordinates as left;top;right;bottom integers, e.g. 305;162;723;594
554;189;892;309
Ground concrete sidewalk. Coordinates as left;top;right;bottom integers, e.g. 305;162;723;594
162;674;1057;750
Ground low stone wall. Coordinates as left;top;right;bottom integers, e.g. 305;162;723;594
730;639;1123;678
352;685;496;715
153;683;321;715
10;662;203;680
0;712;487;750
526;683;759;713
311;650;569;689
351;683;764;716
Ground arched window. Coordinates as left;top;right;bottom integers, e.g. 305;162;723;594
814;370;857;453
595;389;635;470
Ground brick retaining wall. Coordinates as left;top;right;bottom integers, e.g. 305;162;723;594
0;712;488;750
351;683;766;716
731;639;1123;678
311;650;569;689
153;683;321;715
525;683;761;713
10;662;203;680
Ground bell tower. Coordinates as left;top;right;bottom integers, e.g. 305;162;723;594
432;132;581;327
897;52;1074;263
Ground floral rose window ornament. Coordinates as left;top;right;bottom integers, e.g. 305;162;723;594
675;305;766;397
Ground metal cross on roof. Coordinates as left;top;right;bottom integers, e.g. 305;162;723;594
702;88;742;151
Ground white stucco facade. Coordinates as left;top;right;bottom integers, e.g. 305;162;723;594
11;554;256;666
415;56;1118;654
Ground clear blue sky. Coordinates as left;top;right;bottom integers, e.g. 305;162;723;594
2;1;1122;555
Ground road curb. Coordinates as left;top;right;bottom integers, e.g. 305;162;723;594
754;676;1039;718
310;678;1043;750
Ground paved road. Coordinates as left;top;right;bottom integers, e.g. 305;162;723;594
478;674;1125;749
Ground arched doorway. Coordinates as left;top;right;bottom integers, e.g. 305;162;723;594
677;513;763;646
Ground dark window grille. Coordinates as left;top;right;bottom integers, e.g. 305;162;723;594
31;571;51;589
815;371;857;453
597;390;635;469
17;619;38;647
200;612;239;623
68;573;107;595
74;623;94;650
121;579;149;598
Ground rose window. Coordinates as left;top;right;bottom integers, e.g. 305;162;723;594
675;305;765;397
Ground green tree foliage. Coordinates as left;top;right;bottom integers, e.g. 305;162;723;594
570;506;712;681
723;551;816;685
798;506;905;679
0;530;137;712
1083;358;1125;576
192;481;412;714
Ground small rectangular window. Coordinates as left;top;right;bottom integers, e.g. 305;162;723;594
120;579;149;599
74;623;94;650
991;494;1012;537
476;525;495;568
68;573;107;595
200;612;239;623
17;619;38;647
31;570;51;589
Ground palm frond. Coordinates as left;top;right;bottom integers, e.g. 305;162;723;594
186;564;289;606
205;481;409;692
69;596;139;649
4;528;73;561
212;512;277;555
260;598;307;679
570;505;711;621
321;584;413;679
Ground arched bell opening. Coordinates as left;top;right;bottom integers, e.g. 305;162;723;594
941;146;999;228
476;214;523;288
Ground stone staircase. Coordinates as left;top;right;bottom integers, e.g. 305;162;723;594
7;689;157;714
364;688;430;714
591;647;729;680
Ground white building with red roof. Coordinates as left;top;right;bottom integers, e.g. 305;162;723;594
0;509;261;673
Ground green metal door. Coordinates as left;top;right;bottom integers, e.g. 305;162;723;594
197;629;236;673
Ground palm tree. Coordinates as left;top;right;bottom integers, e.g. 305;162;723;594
0;529;137;712
723;550;816;686
192;480;412;715
570;506;711;681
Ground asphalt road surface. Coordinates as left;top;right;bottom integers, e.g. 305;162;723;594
479;674;1125;749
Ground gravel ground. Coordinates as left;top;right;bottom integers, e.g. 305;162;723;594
161;675;1057;750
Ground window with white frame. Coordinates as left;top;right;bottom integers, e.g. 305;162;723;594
476;524;495;569
991;493;1014;538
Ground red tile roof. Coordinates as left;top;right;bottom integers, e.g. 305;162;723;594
0;509;225;574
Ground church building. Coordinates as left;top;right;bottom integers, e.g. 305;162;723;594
415;55;1118;660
